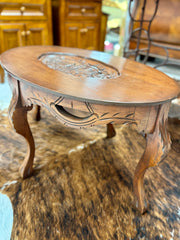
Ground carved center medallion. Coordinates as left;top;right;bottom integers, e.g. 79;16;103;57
39;53;120;80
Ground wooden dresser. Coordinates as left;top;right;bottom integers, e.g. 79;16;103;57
52;0;105;51
0;0;53;82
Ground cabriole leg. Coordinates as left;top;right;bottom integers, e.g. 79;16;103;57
106;123;116;138
133;103;171;214
8;80;35;179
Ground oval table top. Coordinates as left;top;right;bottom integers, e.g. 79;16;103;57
0;46;179;106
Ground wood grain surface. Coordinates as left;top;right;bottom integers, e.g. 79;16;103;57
0;46;179;105
0;108;179;240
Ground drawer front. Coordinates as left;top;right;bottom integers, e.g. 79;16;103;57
65;1;101;19
0;0;47;19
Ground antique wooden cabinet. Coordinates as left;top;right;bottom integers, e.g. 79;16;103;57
0;0;53;82
52;0;105;51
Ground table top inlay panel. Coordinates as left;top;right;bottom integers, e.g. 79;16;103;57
39;53;120;80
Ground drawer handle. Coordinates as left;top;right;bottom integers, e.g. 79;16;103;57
20;6;26;13
21;31;26;36
81;8;86;14
80;28;88;33
26;30;31;36
21;31;31;36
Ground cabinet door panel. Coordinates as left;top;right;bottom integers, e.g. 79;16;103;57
25;22;49;45
64;22;99;50
0;23;25;52
64;22;82;48
79;22;99;50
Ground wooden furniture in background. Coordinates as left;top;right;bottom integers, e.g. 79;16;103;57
0;0;53;82
0;46;179;214
52;0;106;51
129;0;180;62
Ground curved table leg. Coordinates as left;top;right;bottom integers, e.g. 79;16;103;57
34;105;41;121
133;104;171;214
9;81;35;179
106;123;116;138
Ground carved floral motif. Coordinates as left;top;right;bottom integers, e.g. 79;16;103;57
39;53;120;80
24;87;136;128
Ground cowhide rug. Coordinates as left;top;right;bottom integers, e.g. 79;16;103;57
0;107;179;240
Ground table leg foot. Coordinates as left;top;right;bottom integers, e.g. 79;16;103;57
34;105;41;121
133;104;171;214
133;154;149;214
106;123;116;138
9;81;35;179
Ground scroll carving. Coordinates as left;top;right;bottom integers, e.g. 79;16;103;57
21;86;136;128
49;96;136;128
133;103;171;214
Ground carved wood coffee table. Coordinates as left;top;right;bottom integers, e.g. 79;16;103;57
0;46;179;214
